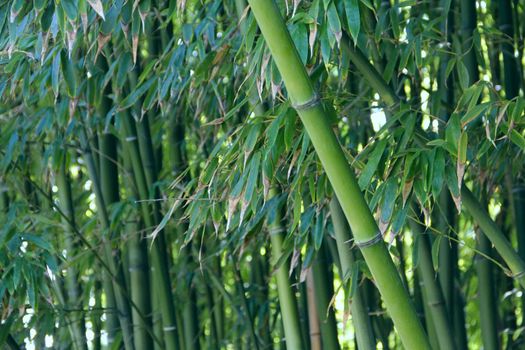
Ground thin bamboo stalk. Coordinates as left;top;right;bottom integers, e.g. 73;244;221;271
475;229;500;350
247;1;429;348
409;217;456;350
462;187;525;288
119;110;180;350
330;198;376;350
268;187;305;349
311;241;341;350
78;128;135;350
460;0;479;85
306;269;322;350
121;146;154;349
56;159;88;350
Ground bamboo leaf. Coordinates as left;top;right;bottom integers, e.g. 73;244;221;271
461;102;489;127
509;129;525;151
313;210;324;250
326;2;342;46
87;0;105;20
344;0;360;43
457;61;469;90
119;77;156;110
432;235;442;272
358;138;387;190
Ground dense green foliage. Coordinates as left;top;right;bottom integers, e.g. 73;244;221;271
1;0;525;349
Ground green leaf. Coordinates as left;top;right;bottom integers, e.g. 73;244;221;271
313;210;324;250
457;61;469;90
358;138;387;190
326;2;342;46
380;178;398;226
461;102;489;127
61;0;78;21
21;233;53;251
119;77;156;110
344;0;360;43
432;148;445;199
244;152;261;204
87;0;105;20
509;129;525;151
432;235;442;272
2;131;18;171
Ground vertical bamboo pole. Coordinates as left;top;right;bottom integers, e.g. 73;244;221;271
330;198;376;350
311;241;341;350
247;1;429;348
121;146;154;349
55;159;88;350
119;110;180;350
79;128;135;350
409;217;456;350
268;187;305;349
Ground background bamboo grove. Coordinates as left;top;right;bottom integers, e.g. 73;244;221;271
1;0;525;349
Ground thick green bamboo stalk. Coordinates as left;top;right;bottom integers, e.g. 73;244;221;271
311;242;341;350
330;198;375;350
268;187;305;349
248;1;429;348
55;159;88;350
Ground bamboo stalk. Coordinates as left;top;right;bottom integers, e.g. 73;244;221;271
268;187;305;349
462;187;525;288
460;0;479;85
409;216;456;350
247;1;429;348
340;28;525;292
55;159;88;350
311;241;341;350
78;128;135;350
330;198;376;350
119;110;181;350
121;146;154;349
475;229;500;350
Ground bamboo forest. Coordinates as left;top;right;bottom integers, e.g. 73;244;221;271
2;0;525;349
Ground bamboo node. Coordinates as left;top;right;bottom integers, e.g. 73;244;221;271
355;231;383;249
125;136;137;142
163;326;177;332
292;93;321;111
512;270;525;279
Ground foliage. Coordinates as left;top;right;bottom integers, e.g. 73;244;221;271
0;0;525;349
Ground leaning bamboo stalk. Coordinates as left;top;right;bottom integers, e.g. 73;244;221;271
247;1;429;348
340;29;525;291
462;188;525;288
